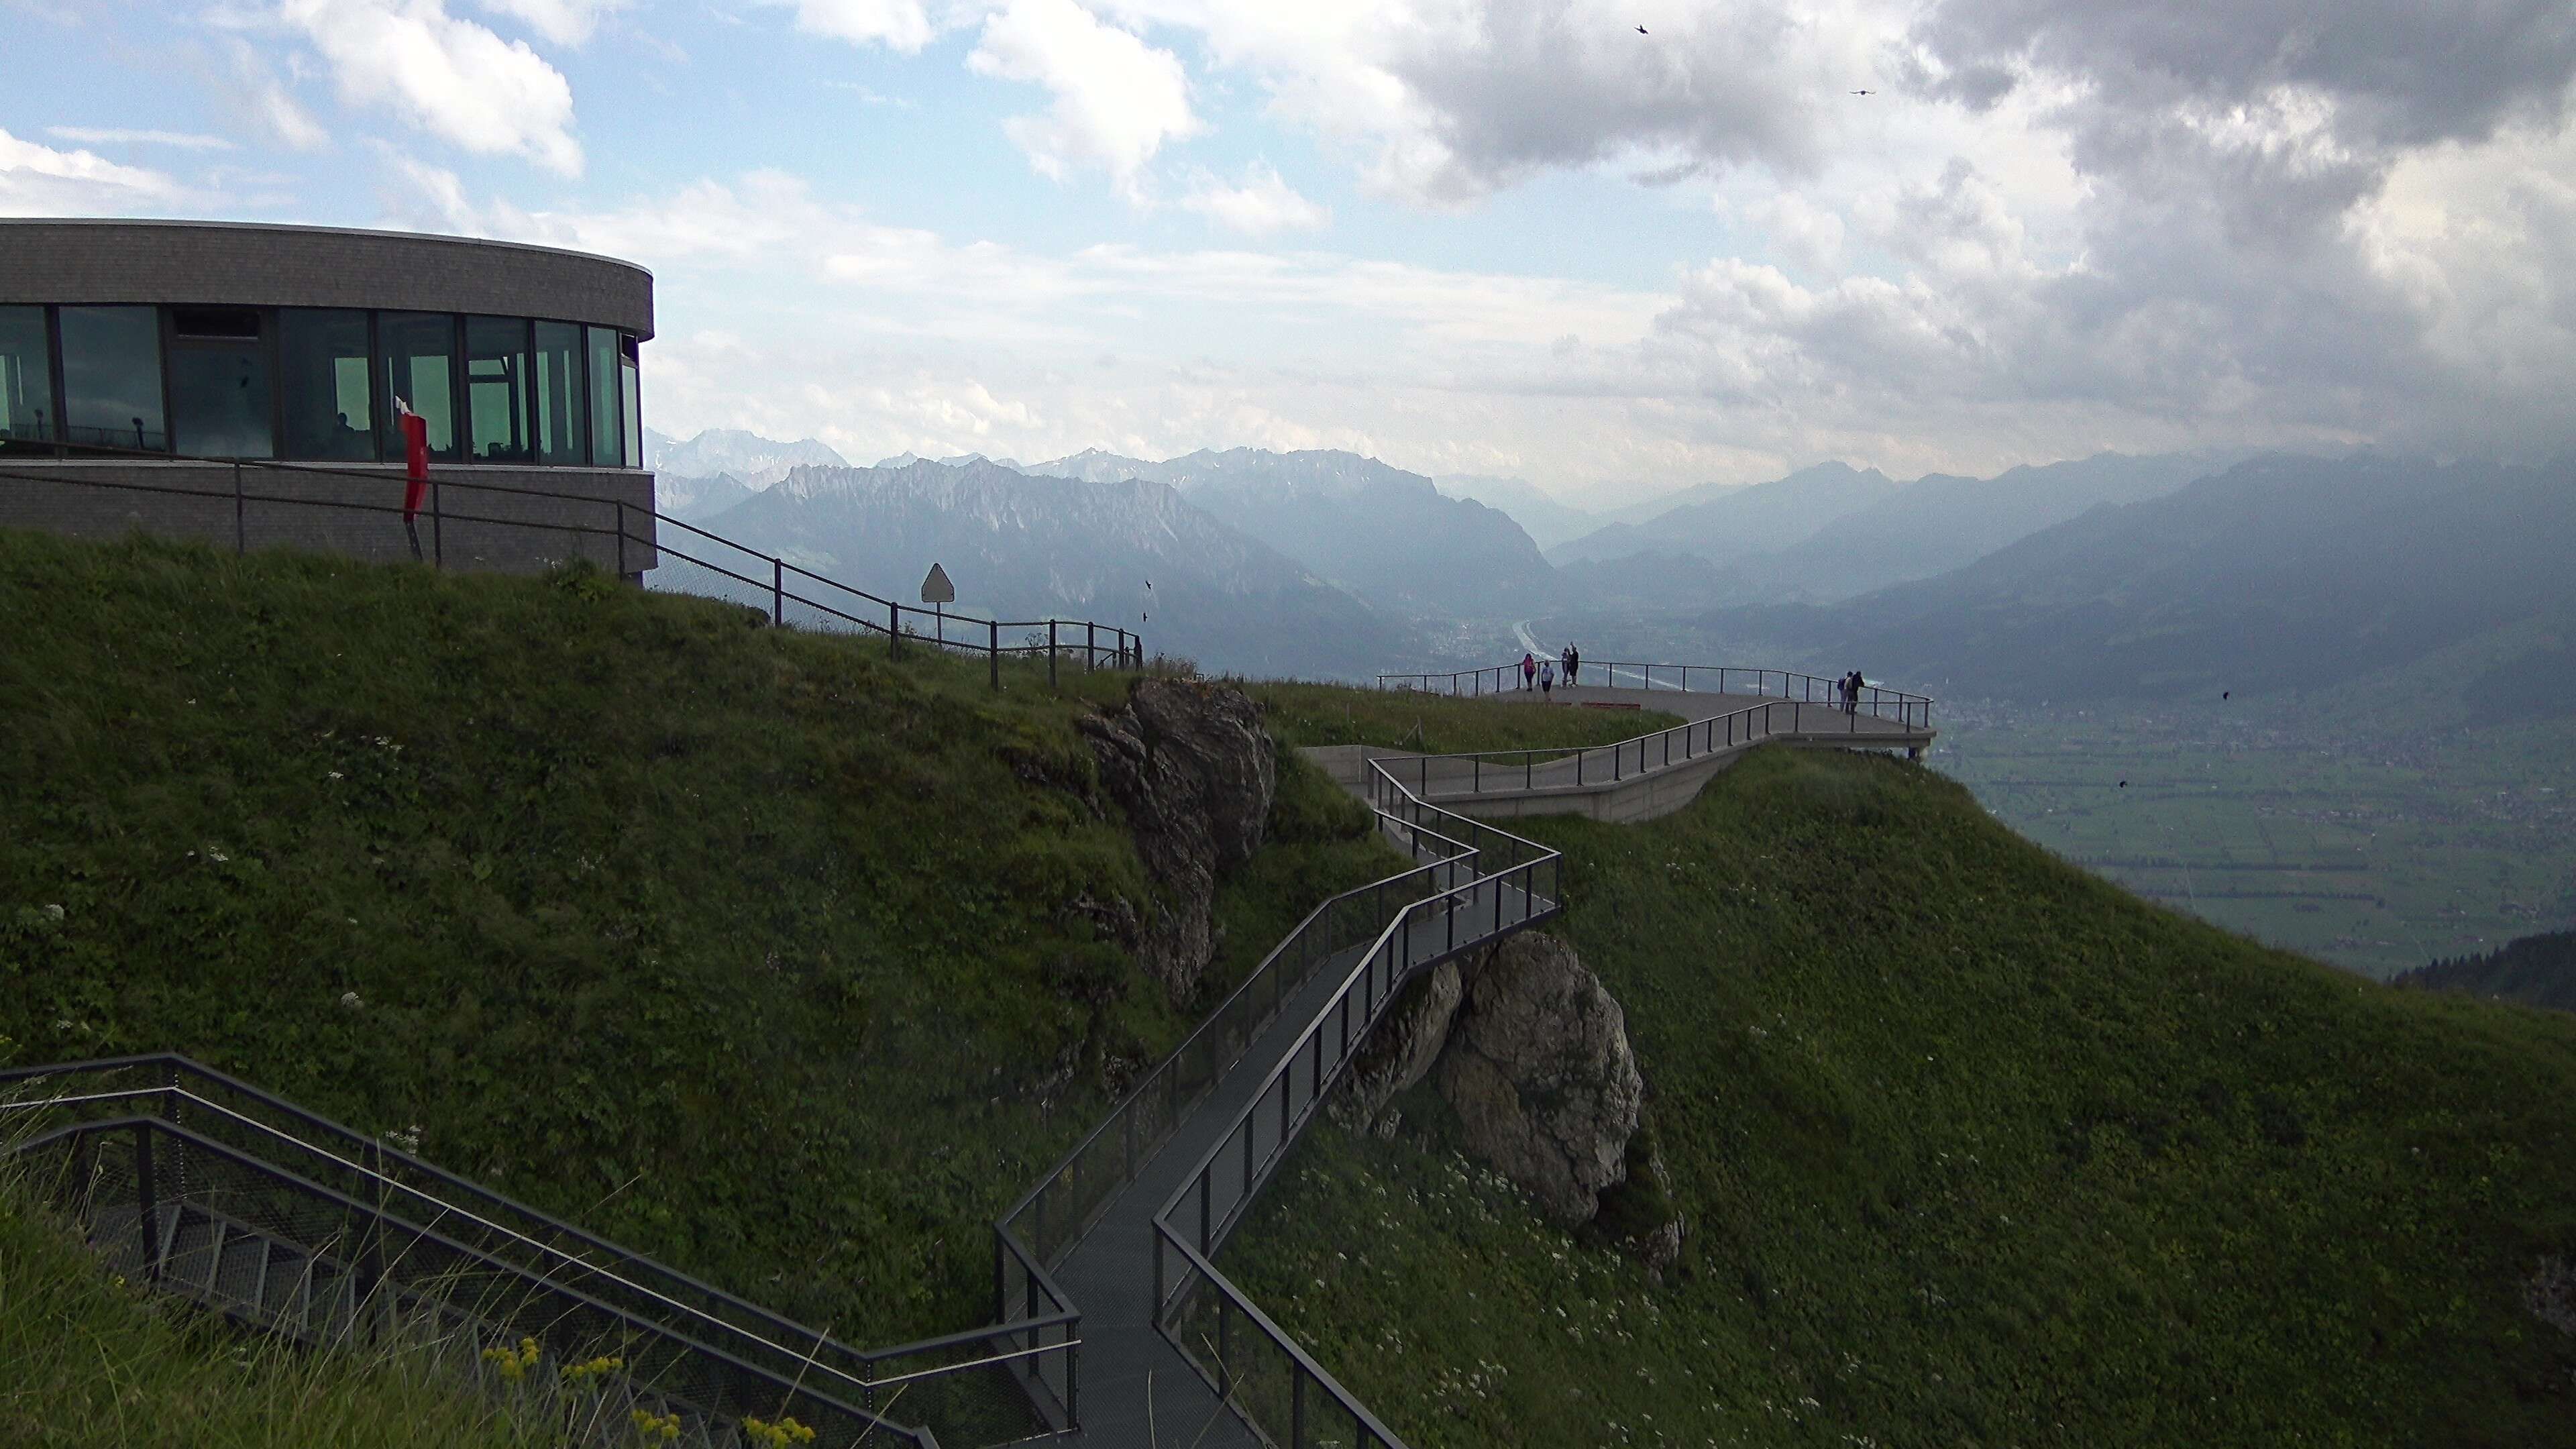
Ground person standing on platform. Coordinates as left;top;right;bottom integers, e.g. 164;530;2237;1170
1521;652;1537;690
1566;644;1581;686
1539;658;1556;697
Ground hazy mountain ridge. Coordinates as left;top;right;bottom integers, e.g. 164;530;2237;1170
645;427;848;488
1550;462;1898;569
1024;446;1558;617
690;458;1396;678
1701;453;2576;700
1434;474;1601;551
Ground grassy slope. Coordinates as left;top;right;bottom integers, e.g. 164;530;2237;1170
0;529;1422;1348
1227;747;2576;1448
0;529;1662;1360
0;1175;558;1449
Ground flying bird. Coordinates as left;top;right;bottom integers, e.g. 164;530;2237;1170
2118;780;2128;789
2222;691;2231;700
1851;89;1874;95
1637;25;1648;34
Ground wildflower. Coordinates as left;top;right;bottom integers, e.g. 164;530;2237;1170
339;991;364;1010
741;1416;817;1447
42;904;63;921
630;1408;682;1443
561;1354;625;1386
482;1336;541;1382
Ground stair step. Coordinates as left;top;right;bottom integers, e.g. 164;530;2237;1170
163;1211;223;1295
213;1229;270;1310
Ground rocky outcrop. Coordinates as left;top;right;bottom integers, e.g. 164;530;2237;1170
1077;679;1276;1001
1435;931;1646;1224
1330;959;1462;1134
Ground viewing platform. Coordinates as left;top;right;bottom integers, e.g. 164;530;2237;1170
1307;663;1937;824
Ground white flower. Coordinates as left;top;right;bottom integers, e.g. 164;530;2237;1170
339;991;364;1010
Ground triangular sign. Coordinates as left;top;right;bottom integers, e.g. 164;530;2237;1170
920;563;955;604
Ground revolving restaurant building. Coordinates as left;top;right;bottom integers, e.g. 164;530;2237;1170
0;219;657;578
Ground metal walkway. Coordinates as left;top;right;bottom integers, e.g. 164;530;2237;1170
1048;869;1542;1449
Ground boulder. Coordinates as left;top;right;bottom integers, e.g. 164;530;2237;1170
1077;679;1276;1000
1328;959;1463;1132
1436;932;1645;1223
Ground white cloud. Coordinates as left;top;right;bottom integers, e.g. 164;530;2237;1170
1181;162;1329;233
770;0;938;52
969;0;1199;197
278;0;582;174
44;126;237;151
219;38;334;152
0;127;186;213
477;0;627;45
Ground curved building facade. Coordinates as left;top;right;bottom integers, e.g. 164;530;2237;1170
0;219;657;577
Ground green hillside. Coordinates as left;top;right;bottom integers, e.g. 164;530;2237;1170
2398;930;2576;1014
1226;747;2576;1447
0;528;1660;1352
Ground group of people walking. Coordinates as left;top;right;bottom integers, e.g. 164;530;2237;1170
1837;669;1866;714
1517;644;1582;696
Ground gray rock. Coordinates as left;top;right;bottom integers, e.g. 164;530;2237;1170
1329;959;1462;1132
1436;932;1644;1223
1077;679;1276;1000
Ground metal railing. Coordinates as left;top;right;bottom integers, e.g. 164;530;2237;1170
0;444;1143;686
1377;658;1935;731
0;1057;947;1446
996;808;1489;1277
1146;759;1566;1449
1377;694;1933;807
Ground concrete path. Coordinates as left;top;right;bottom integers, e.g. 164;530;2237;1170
1042;871;1544;1449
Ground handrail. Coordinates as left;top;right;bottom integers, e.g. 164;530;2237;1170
1358;691;1935;810
1141;757;1566;1449
5;1108;939;1447
0;447;1145;683
0;1057;1067;1440
1377;657;1935;727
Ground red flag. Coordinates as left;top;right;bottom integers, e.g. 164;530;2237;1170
396;398;429;521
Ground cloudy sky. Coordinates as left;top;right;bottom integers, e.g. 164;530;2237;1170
6;0;2572;503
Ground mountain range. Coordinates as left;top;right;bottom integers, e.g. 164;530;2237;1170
680;458;1395;678
1018;448;1554;617
645;428;847;488
1695;453;2576;700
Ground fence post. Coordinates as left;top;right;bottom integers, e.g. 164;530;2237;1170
1086;622;1096;672
133;1124;162;1284
890;600;901;658
771;557;784;627
232;461;245;555
989;619;1000;690
1049;620;1059;690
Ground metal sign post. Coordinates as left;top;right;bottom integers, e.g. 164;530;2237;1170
922;562;955;647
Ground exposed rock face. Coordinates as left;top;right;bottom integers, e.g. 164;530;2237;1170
1436;932;1645;1224
1077;678;1276;1000
1329;959;1462;1132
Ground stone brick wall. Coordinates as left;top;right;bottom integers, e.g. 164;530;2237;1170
0;220;653;337
0;459;659;579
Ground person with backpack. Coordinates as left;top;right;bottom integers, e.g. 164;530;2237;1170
1539;658;1556;697
1521;652;1537;690
1566;644;1581;686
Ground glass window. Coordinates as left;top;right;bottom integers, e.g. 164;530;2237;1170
0;305;53;451
465;315;531;464
533;321;586;465
619;334;641;472
279;309;376;462
58;305;166;452
586;324;622;467
167;307;274;459
379;311;458;462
